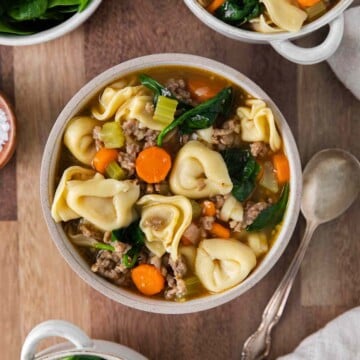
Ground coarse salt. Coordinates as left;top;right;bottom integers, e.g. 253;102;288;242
0;109;10;152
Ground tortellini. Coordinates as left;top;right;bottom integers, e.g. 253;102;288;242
195;239;257;293
247;232;269;258
249;15;283;34
220;195;244;222
260;0;307;32
91;83;165;131
66;176;140;232
237;99;281;152
63;116;100;165
51;166;95;222
169;141;233;199
137;195;192;260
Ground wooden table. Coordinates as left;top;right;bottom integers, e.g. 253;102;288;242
1;1;359;359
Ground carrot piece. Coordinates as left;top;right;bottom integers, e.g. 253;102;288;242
201;200;217;217
187;78;223;102
210;222;231;239
131;264;165;296
207;0;226;13
135;146;172;184
272;154;290;183
297;0;321;7
92;148;119;174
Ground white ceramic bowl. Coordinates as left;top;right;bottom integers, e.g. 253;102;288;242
0;0;102;46
21;320;147;360
183;0;353;65
40;53;302;314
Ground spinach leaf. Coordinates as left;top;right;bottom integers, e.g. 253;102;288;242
157;87;233;145
215;0;264;26
247;183;290;231
61;356;106;360
7;0;48;21
139;74;192;113
111;220;145;268
221;148;260;202
0;18;34;34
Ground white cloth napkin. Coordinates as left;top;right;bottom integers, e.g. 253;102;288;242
277;307;360;360
327;7;360;100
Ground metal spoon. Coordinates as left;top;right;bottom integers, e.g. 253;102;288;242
241;149;360;360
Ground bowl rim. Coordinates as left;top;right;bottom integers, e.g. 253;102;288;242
183;0;353;42
40;53;302;314
0;0;102;46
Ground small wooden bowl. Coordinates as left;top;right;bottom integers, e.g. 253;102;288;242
0;92;16;169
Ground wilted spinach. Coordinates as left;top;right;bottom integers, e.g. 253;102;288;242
0;0;92;35
247;183;290;231
157;87;233;146
111;220;145;268
215;0;264;26
221;148;260;202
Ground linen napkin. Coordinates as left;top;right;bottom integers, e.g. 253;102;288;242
327;7;360;100
277;307;360;360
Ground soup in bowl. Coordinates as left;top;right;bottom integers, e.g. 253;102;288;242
184;0;353;64
40;54;301;313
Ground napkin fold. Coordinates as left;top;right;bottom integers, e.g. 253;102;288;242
277;307;360;360
327;7;360;100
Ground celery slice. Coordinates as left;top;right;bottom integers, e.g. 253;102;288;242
305;1;326;20
99;122;125;149
105;161;127;180
153;95;178;125
184;275;202;296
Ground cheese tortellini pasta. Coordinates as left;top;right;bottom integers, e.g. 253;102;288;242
260;0;307;32
219;195;244;222
237;99;281;152
51;166;96;222
65;175;140;232
137;195;192;260
169;140;233;199
63;116;100;165
195;239;257;293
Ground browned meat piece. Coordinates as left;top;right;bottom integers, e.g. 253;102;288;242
165;277;187;300
118;142;140;176
165;78;194;105
91;250;132;286
78;220;104;241
181;222;201;245
199;216;215;231
250;141;269;158
212;117;241;149
168;255;188;278
243;201;270;227
121;119;159;147
92;125;103;151
229;220;244;232
144;101;154;114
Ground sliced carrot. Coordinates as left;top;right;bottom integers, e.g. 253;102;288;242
131;264;165;296
210;222;230;239
297;0;321;7
207;0;226;13
201;200;217;217
187;78;223;103
135;146;172;184
92;148;119;174
272;154;290;183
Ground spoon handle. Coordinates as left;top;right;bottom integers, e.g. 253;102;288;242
241;222;317;360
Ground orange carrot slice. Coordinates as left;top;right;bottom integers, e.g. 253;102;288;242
272;154;290;183
92;148;119;174
131;264;165;296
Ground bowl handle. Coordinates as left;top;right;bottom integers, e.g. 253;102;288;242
20;320;93;360
270;15;344;65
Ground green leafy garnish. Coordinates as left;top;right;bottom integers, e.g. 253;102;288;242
111;220;145;268
247;183;290;232
221;148;260;202
0;0;92;35
215;0;264;26
60;355;106;360
157;87;233;146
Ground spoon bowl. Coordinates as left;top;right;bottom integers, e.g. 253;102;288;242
302;149;360;225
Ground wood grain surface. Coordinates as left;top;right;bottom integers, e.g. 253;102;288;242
0;1;359;359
